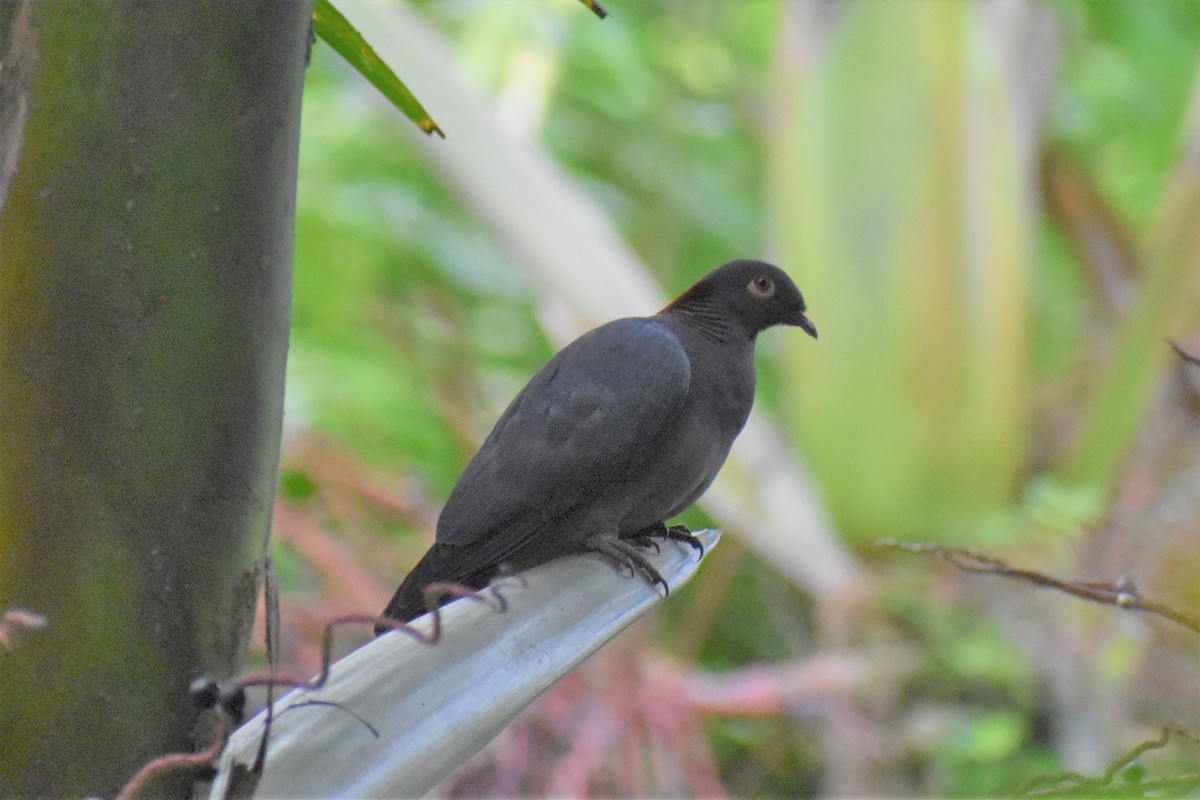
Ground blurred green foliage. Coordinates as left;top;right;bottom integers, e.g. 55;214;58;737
774;0;1031;542
292;0;1200;795
293;56;549;492
1050;0;1200;229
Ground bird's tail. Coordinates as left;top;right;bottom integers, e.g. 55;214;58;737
374;546;490;636
376;549;440;634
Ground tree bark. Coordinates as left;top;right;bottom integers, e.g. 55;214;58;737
0;2;311;795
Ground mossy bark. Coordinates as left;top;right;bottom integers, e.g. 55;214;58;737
0;2;311;795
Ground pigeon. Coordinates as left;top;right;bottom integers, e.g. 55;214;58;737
377;259;816;630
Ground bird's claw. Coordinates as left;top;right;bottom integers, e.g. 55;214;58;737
585;535;671;596
664;524;705;559
631;537;663;555
627;522;704;562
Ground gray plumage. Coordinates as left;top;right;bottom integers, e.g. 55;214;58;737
378;259;816;629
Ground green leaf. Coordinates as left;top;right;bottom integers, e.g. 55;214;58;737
577;0;609;19
312;0;444;138
279;468;318;501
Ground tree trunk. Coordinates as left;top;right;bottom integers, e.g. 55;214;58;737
0;2;310;796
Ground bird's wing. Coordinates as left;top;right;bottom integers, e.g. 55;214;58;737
435;317;691;562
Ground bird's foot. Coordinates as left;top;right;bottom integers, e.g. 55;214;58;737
627;528;663;555
585;534;670;596
663;524;705;558
626;522;705;561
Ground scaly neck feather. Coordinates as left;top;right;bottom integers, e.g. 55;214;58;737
660;284;743;344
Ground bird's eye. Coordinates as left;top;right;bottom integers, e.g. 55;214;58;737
748;276;775;298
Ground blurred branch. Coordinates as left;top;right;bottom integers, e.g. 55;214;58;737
879;540;1200;635
1171;339;1200;368
683;653;868;717
1170;338;1200;410
1042;148;1138;312
1013;726;1200;798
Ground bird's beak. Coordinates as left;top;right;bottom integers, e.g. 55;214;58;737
793;310;818;340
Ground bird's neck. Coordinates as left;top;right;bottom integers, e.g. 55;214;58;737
660;294;747;345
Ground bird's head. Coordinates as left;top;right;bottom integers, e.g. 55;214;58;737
663;259;817;341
